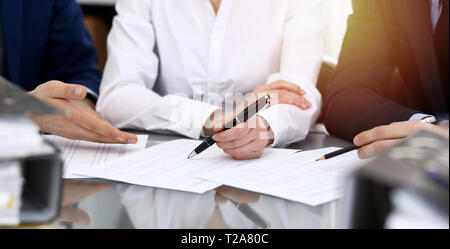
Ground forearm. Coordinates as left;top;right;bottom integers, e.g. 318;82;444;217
45;0;101;95
257;1;324;147
97;84;220;139
323;87;418;141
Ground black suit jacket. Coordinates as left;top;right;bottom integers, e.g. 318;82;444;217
323;0;449;142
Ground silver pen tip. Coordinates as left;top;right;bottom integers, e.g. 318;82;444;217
188;151;198;159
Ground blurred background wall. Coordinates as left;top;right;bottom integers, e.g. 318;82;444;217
79;0;354;69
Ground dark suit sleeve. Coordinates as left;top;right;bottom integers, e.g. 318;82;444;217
42;0;101;95
323;0;419;142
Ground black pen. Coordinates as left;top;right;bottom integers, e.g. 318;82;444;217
315;145;360;161
188;95;270;159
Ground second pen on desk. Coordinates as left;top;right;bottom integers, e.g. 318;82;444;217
315;116;438;161
315;145;360;161
188;95;271;159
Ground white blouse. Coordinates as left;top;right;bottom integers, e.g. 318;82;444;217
97;0;325;147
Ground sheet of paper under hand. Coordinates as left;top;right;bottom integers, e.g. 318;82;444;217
73;139;225;194
44;135;148;179
196;147;366;206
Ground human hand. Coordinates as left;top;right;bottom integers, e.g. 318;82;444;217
353;120;446;159
203;80;309;137
59;206;91;225
59;180;112;225
253;80;311;110
213;115;273;160
28;81;137;144
214;186;260;204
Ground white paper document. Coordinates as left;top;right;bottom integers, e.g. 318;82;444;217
74;139;365;205
44;135;148;179
74;139;227;193
196;147;365;206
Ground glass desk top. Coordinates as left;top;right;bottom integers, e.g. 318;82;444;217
58;131;351;229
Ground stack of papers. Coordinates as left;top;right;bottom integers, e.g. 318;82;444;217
0;161;23;226
0;117;44;159
74;139;365;206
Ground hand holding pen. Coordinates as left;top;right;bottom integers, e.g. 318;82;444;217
193;81;313;160
316;117;438;161
188;95;271;160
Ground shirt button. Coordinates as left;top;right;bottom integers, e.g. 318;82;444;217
211;41;220;48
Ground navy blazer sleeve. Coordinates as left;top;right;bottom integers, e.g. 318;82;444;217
323;0;418;142
42;0;101;95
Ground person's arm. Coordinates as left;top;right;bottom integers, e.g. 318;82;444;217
323;0;418;142
43;0;102;96
28;81;137;144
96;0;220;139
27;0;136;143
256;0;325;147
212;0;325;160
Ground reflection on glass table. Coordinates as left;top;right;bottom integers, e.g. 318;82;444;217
59;180;111;225
214;186;270;229
115;184;335;229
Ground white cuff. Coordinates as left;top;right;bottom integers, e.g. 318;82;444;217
152;95;221;139
258;72;322;147
409;113;433;121
85;87;99;99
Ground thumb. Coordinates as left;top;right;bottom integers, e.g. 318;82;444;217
46;81;87;100
213;117;226;132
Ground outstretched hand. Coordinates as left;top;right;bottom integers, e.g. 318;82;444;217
28;81;137;144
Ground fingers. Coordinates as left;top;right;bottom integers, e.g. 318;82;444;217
40;81;87;100
222;140;267;160
31;114;132;144
64;101;137;144
269;90;311;110
120;131;139;144
354;121;431;147
357;139;402;159
265;81;305;96
59;206;90;225
213;121;252;142
68;122;133;144
214;193;228;204
214;116;272;160
29;81;137;144
215;186;260;203
217;128;258;149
